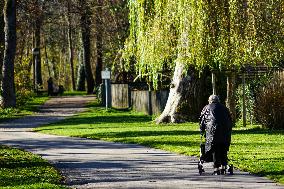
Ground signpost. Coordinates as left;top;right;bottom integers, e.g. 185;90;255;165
101;68;111;110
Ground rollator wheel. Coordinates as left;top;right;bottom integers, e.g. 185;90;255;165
198;162;204;175
228;164;233;175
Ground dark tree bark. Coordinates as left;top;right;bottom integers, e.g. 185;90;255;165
1;0;16;108
67;1;75;91
0;1;5;80
79;0;94;94
156;62;210;123
95;0;103;86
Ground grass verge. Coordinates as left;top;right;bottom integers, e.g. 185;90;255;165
0;145;66;188
0;91;88;122
35;105;284;184
0;96;49;122
62;91;88;96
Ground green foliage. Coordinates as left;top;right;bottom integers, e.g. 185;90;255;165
254;72;284;129
36;104;284;184
0;108;20;119
123;0;284;88
14;56;34;107
0;145;66;188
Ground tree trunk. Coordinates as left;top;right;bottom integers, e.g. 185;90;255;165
1;0;16;108
224;0;236;124
95;0;103;86
34;14;43;87
155;62;210;124
225;72;236;124
44;38;51;77
51;58;58;80
80;0;94;94
212;72;217;95
0;1;5;80
67;1;75;91
242;72;246;127
76;62;86;91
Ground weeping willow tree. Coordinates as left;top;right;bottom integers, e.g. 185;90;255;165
123;0;284;123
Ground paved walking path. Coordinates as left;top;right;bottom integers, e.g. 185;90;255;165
0;96;283;189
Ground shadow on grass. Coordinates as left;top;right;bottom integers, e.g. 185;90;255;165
256;170;284;178
233;127;284;135
80;130;200;138
50;114;153;126
21;102;42;112
0;177;60;188
0;160;51;169
119;140;200;149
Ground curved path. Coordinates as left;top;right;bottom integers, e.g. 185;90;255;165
0;96;283;189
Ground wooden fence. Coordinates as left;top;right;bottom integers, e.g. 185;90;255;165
111;84;130;109
111;84;169;115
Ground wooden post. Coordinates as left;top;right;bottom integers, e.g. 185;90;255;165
128;84;131;108
242;72;246;127
212;72;217;95
148;90;152;115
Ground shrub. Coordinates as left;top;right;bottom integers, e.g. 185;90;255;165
15;56;34;107
254;72;284;129
16;89;35;107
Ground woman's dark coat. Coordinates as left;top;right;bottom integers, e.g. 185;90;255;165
200;102;232;154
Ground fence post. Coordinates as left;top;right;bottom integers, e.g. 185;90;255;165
128;84;131;108
148;90;152;115
242;72;246;127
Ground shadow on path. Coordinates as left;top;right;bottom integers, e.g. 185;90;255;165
0;95;283;189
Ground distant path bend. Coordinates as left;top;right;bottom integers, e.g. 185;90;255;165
0;95;283;189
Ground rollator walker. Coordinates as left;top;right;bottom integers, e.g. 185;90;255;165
197;135;233;175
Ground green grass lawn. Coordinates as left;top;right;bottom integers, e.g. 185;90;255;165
0;91;89;122
0;96;49;122
0;145;66;189
62;91;89;96
35;104;284;184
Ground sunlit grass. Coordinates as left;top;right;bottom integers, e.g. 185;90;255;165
36;104;284;184
0;96;49;122
62;91;88;96
0;145;66;188
0;90;90;122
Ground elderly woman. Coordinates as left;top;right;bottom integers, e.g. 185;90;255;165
200;95;232;175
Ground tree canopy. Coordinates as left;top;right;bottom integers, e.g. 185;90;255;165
123;0;284;89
